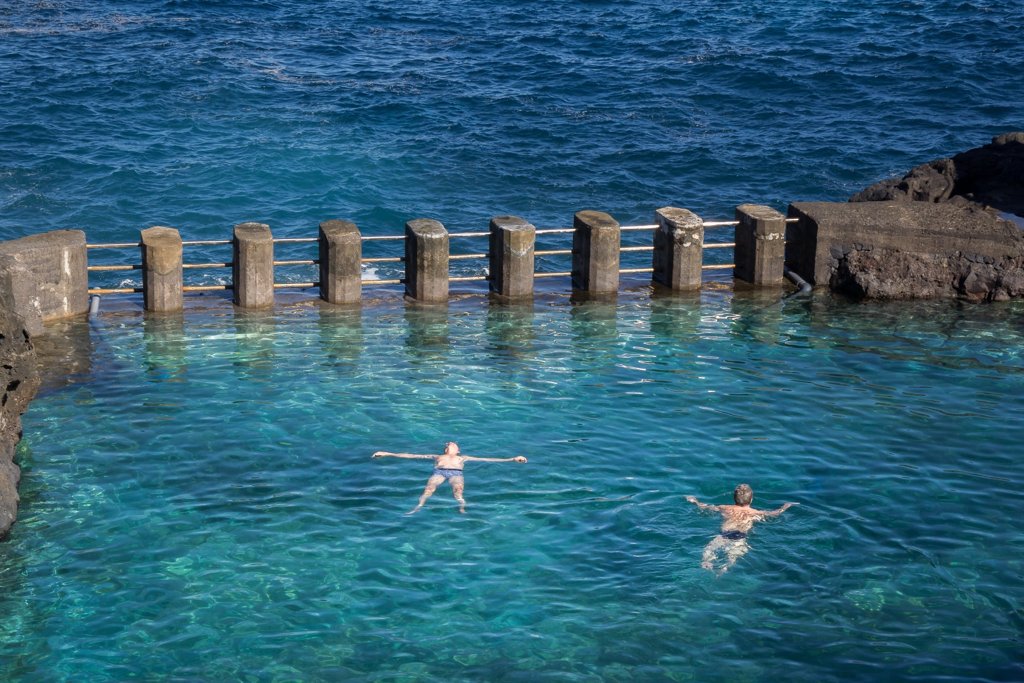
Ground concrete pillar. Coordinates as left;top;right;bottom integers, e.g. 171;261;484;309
489;215;535;300
140;226;183;312
571;210;620;294
319;219;362;305
0;230;88;335
232;222;274;308
734;204;786;286
404;219;449;303
652;207;703;291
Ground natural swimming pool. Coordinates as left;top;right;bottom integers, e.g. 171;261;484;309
2;289;1023;682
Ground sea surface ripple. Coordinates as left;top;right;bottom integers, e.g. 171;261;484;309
2;0;1023;245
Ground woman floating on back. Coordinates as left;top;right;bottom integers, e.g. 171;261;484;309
372;441;527;514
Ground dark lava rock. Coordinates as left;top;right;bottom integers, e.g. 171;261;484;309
851;132;1024;218
0;297;39;538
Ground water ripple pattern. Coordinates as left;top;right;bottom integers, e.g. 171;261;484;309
2;0;1023;249
2;294;1023;681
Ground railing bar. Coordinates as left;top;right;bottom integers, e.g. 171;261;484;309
534;271;572;279
183;285;233;291
448;231;491;238
361;235;406;242
273;237;317;243
87;264;140;271
183;262;232;269
620;225;658;231
273;282;318;289
88;287;142;294
535;249;573;256
534;228;575;235
703;243;735;249
703;220;739;228
448;275;489;282
182;240;232;246
620;246;653;252
273;259;318;266
361;257;404;263
87;242;140;249
363;278;404;285
619;268;654;274
450;253;487;260
702;264;735;270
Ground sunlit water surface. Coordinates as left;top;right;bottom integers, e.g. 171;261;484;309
2;289;1023;682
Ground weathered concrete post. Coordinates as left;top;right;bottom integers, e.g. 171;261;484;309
734;204;786;286
140;226;183;312
489;215;535;300
319;219;362;305
0;230;88;336
652;207;704;291
571;210;620;295
232;222;274;308
404;219;448;303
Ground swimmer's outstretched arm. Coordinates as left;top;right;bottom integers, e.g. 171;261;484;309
685;495;721;512
371;451;436;459
760;502;798;518
462;455;528;463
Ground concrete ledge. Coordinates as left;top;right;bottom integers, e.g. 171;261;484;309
0;230;88;335
787;201;1024;300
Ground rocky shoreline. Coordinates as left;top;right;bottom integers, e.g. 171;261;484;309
851;132;1024;217
0;301;39;538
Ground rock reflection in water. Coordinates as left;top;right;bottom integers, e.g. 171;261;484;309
33;318;93;394
317;304;363;369
232;309;276;381
404;304;449;364
484;302;535;362
142;312;187;380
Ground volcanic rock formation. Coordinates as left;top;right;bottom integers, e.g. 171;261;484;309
0;299;39;538
850;132;1024;217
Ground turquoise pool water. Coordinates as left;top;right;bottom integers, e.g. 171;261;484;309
3;289;1023;681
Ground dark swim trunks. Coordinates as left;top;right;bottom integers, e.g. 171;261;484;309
433;468;464;480
720;530;747;541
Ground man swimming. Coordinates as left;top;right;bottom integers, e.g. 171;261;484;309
372;441;527;514
685;484;797;576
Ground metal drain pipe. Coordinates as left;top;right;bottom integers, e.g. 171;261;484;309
783;267;813;295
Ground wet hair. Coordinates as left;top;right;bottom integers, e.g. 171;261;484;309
444;441;459;453
733;484;753;506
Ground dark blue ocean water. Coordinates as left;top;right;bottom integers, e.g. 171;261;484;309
3;2;1024;682
3;0;1023;244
